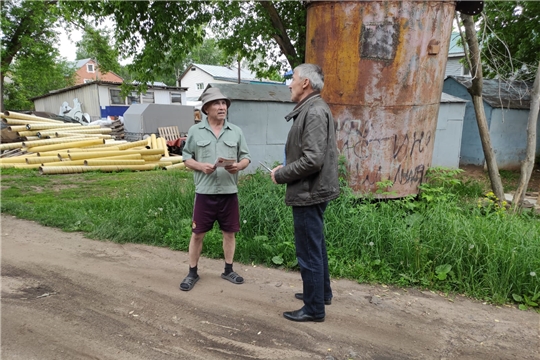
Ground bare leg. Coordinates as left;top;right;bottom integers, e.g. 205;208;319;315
222;231;236;264
188;232;206;267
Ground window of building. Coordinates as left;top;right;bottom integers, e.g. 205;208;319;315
87;64;95;73
191;67;196;71
462;63;471;76
171;92;182;104
196;83;204;90
142;92;155;104
109;89;125;105
127;91;140;105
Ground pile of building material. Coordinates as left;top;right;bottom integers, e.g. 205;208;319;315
0;111;186;174
110;119;125;139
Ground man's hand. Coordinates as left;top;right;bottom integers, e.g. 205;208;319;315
224;163;240;174
271;165;283;184
200;163;217;174
225;158;250;174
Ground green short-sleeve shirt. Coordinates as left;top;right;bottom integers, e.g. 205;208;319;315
182;118;251;194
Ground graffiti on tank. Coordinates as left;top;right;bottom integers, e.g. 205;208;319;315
339;120;431;187
394;164;425;185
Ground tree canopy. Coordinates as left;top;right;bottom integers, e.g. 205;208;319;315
60;1;212;88
478;0;540;80
157;37;230;86
211;1;306;79
0;0;64;110
75;26;121;76
4;55;75;111
59;0;304;85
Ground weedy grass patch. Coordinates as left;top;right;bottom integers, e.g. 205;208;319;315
1;166;538;310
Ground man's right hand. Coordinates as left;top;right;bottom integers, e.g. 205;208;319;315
271;165;283;184
200;163;217;174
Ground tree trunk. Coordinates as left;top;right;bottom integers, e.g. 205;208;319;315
259;1;300;69
0;74;4;112
460;13;505;202
512;60;540;211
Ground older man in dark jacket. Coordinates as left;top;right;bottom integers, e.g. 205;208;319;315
271;63;340;322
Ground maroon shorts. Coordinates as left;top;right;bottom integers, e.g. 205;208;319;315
192;193;240;234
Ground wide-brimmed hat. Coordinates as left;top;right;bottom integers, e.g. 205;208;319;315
200;88;231;115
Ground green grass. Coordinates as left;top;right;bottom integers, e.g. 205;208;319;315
1;167;539;310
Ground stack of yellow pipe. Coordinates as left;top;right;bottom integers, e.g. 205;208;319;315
1;111;187;174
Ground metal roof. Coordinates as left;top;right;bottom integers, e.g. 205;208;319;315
75;58;92;68
30;81;187;101
194;63;259;81
204;83;293;103
440;92;468;103
447;76;533;110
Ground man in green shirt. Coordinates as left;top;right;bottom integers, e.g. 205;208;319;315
180;87;251;291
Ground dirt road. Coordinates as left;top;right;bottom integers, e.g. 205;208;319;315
1;214;538;360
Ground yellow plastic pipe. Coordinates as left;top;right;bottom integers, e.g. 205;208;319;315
34;151;70;158
41;160;86;166
150;134;157;149
116;139;149;150
145;161;173;167
37;128;102;137
36;130;83;139
55;128;112;135
137;149;166;156
16;130;40;137
23;136;100;148
141;154;162;162
67;147;122;152
67;148;164;160
156;136;163;150
7;125;30;132
26;156;61;164
27;139;105;153
40;164;159;175
68;151;131;160
0;156;33;164
2;111;64;123
0;142;25;151
24;136;40;141
164;162;187;170
23;127;89;138
15;163;42;169
53;132;112;139
25;123;83;130
82;144;121;150
160;156;183;163
84;159;146;166
2;118;58;125
160;137;170;157
99;154;142;160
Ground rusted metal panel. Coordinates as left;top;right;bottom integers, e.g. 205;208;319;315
306;0;455;197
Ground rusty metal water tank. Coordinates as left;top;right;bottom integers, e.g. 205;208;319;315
305;0;455;197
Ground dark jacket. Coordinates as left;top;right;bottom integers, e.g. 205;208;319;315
274;93;340;206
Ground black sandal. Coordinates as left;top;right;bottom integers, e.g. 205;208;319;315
179;275;199;291
221;271;244;284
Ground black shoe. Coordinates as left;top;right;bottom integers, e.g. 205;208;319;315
294;293;332;305
283;308;325;322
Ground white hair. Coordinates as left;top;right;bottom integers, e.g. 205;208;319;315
294;63;324;91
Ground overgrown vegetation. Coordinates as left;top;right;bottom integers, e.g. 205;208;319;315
1;167;538;310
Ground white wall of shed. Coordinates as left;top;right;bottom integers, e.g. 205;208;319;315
432;102;466;169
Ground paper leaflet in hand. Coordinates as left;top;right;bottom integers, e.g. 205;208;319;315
215;157;236;167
